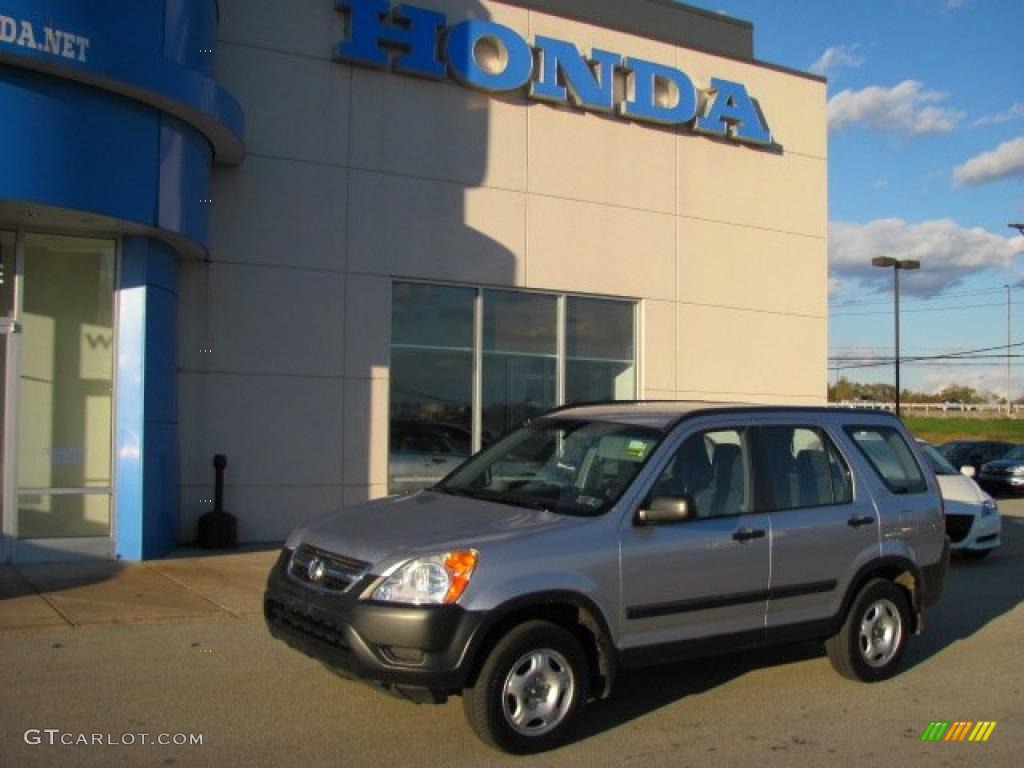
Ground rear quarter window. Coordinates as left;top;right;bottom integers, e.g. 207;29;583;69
844;425;927;495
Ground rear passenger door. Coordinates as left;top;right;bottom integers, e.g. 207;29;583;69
758;423;878;639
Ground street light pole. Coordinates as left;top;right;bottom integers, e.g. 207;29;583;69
872;256;921;418
1006;284;1012;416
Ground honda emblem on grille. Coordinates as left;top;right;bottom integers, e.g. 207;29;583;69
308;557;327;584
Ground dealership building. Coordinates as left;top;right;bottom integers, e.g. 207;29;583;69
0;0;826;562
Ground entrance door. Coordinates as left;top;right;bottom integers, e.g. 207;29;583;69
1;233;117;561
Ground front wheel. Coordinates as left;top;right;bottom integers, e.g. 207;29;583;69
826;578;910;682
462;620;589;753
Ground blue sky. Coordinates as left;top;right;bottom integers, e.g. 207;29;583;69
687;0;1024;398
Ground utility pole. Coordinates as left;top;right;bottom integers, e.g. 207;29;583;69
872;257;920;417
1011;224;1024;416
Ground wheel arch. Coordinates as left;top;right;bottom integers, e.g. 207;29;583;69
460;591;618;698
840;556;923;633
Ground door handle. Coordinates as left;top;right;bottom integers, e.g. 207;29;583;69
732;527;766;542
847;514;875;528
430;456;447;464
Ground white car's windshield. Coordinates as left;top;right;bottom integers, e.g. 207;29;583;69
437;419;663;516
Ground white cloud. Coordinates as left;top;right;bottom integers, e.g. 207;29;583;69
809;44;865;78
953;136;1024;186
971;103;1024;128
827;80;963;136
829;218;1024;297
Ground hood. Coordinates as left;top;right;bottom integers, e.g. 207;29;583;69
936;473;990;506
292;491;585;567
981;459;1024;472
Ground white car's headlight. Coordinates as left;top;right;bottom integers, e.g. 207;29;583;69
981;499;998;517
1011;466;1024;476
369;550;478;605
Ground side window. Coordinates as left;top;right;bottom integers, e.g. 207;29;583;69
844;425;927;494
650;429;748;518
760;426;852;511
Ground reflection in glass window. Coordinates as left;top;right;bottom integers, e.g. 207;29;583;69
482;290;557;442
389;284;475;494
566;297;635;403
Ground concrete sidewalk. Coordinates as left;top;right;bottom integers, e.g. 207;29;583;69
0;547;279;630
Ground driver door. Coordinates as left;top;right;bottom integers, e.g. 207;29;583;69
618;425;770;659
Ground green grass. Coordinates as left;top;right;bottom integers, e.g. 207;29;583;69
904;416;1024;445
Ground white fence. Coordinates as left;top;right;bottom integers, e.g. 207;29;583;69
831;401;1023;415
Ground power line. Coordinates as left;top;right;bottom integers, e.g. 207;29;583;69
828;340;1024;371
830;284;1013;309
831;300;1006;318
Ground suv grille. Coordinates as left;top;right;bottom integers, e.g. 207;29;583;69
288;544;370;592
945;513;974;544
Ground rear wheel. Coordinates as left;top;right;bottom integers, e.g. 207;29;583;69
826;578;910;682
462;620;588;753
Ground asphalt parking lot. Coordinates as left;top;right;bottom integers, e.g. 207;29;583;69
1;503;1022;767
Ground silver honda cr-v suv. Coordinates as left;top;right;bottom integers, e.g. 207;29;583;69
265;402;949;753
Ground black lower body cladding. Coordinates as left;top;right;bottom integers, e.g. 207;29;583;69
263;548;485;702
920;537;951;609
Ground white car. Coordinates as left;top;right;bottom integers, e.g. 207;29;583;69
920;442;1001;559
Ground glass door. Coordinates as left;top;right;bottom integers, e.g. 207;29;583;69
1;232;116;561
0;232;16;559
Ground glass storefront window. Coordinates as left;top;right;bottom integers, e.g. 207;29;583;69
17;234;115;538
389;283;638;494
389;284;475;494
482;290;557;441
566;297;636;402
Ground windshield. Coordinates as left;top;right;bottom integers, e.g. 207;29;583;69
437;418;663;516
1005;445;1024;461
920;443;958;476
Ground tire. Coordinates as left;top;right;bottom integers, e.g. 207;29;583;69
462;620;589;754
825;578;910;682
961;548;992;560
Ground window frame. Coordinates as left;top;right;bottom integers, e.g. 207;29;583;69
753;424;854;513
843;424;928;495
639;425;755;522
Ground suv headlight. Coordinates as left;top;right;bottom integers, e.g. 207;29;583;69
1011;466;1024;476
981;499;998;517
369;550;478;605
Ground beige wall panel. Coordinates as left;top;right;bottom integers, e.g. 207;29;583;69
343;377;390;488
217;43;350;166
676;47;827;160
677;139;826;238
209;155;348;272
643;388;677;401
642;300;677;392
218;0;341;60
350;69;527;190
526;196;674;299
180;484;343;544
178;372;343;488
528;107;676;214
677;218;827;318
348;170;526;284
345;274;392;380
177;262;345;377
430;0;529;30
676;305;826;401
675;390;824;405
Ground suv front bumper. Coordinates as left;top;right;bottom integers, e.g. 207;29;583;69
264;548;484;702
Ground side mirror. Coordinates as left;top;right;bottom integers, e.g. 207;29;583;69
960;465;976;478
637;495;694;525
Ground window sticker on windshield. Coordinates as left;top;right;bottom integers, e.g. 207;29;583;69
576;495;604;509
625;440;649;459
